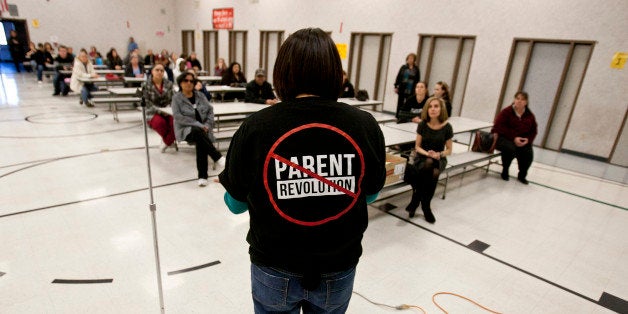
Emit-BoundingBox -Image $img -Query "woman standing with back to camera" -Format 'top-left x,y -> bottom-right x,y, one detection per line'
219,28 -> 386,313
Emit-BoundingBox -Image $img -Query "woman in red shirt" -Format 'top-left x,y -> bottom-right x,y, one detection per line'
491,91 -> 538,184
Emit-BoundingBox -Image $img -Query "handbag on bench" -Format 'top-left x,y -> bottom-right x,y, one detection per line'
471,131 -> 498,153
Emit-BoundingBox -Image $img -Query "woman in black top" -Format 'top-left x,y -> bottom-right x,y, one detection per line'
106,48 -> 124,70
341,70 -> 355,98
404,96 -> 453,222
394,53 -> 420,118
220,62 -> 246,100
219,28 -> 386,313
398,81 -> 429,123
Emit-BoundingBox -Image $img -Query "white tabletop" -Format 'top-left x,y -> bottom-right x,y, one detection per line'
158,102 -> 267,117
124,77 -> 146,83
212,102 -> 268,116
379,125 -> 417,147
95,69 -> 124,74
360,109 -> 397,124
108,87 -> 140,95
385,116 -> 492,135
339,98 -> 383,108
198,76 -> 222,82
77,77 -> 107,83
205,85 -> 246,92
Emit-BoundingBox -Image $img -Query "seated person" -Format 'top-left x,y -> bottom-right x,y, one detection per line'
172,72 -> 225,187
245,68 -> 278,105
70,50 -> 99,106
432,81 -> 452,117
403,97 -> 452,223
144,49 -> 155,66
340,70 -> 355,98
398,81 -> 429,123
142,63 -> 176,153
32,43 -> 53,83
220,62 -> 246,101
124,54 -> 145,87
186,69 -> 212,101
492,91 -> 537,184
214,58 -> 227,77
187,52 -> 202,72
106,48 -> 124,70
52,45 -> 74,96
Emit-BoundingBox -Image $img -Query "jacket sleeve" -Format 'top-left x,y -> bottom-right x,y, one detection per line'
394,65 -> 404,88
219,122 -> 252,201
491,107 -> 513,141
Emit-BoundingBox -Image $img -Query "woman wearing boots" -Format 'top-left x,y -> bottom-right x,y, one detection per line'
404,97 -> 452,223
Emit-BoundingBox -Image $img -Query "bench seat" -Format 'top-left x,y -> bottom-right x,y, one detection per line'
90,97 -> 141,122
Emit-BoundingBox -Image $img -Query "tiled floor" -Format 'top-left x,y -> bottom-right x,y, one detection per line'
1,64 -> 627,313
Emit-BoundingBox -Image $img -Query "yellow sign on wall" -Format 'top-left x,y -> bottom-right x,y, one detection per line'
32,19 -> 40,28
611,52 -> 627,69
336,43 -> 347,60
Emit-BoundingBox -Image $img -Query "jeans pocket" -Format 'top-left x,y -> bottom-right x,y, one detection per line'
325,268 -> 356,308
251,265 -> 289,308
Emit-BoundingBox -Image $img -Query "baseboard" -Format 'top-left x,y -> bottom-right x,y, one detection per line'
560,148 -> 608,162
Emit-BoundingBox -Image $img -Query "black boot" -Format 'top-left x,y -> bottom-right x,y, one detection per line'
421,204 -> 436,223
421,193 -> 436,223
405,190 -> 420,218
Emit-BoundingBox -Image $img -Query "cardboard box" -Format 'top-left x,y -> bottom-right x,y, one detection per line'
385,154 -> 407,186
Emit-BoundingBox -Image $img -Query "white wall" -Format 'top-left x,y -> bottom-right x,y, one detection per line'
9,0 -> 178,58
8,0 -> 628,163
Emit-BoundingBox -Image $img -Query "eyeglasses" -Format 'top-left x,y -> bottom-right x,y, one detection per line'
182,79 -> 196,83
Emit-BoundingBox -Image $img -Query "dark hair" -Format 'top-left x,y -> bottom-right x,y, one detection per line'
436,81 -> 451,103
223,62 -> 243,81
420,96 -> 449,123
273,28 -> 343,101
514,91 -> 529,102
176,72 -> 197,90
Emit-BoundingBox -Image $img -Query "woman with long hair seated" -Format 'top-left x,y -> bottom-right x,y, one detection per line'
141,63 -> 175,153
404,96 -> 453,222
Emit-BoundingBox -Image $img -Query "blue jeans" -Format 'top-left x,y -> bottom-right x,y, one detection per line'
251,264 -> 356,314
81,83 -> 98,103
36,64 -> 44,81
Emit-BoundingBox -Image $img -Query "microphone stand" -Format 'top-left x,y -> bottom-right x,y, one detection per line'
140,95 -> 166,313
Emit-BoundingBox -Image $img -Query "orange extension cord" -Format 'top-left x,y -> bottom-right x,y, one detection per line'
353,291 -> 502,314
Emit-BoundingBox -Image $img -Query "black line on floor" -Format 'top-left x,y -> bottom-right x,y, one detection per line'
0,147 -> 147,179
382,209 -> 607,311
0,123 -> 141,138
490,169 -> 626,211
598,292 -> 628,314
531,181 -> 627,211
25,112 -> 98,124
379,203 -> 397,211
52,278 -> 113,284
167,260 -> 221,276
0,177 -> 201,219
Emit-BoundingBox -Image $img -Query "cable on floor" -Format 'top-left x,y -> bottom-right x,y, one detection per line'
353,290 -> 502,313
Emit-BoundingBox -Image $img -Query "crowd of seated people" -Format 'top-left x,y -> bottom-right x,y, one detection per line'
23,40 -> 254,103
